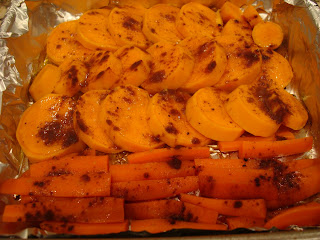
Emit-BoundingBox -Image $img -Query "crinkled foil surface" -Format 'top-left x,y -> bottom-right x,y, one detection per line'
0,0 -> 320,238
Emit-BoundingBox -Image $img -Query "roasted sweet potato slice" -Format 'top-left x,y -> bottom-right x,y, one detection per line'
219,1 -> 243,24
243,5 -> 263,28
46,20 -> 93,65
215,20 -> 262,91
142,4 -> 182,43
53,59 -> 88,96
83,51 -> 123,92
74,90 -> 122,153
76,9 -> 118,51
99,85 -> 163,152
147,90 -> 210,147
225,83 -> 282,137
176,2 -> 221,38
186,87 -> 244,141
179,37 -> 227,92
113,45 -> 152,87
261,49 -> 293,88
252,21 -> 284,49
141,41 -> 194,93
29,64 -> 61,101
16,94 -> 85,163
108,6 -> 149,49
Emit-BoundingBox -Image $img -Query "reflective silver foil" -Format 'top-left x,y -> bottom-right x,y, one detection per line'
0,0 -> 320,238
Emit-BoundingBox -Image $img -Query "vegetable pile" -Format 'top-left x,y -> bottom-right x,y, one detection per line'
1,0 -> 320,235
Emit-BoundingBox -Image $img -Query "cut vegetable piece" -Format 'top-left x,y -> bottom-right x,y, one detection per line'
29,64 -> 61,101
264,202 -> 320,229
53,59 -> 88,96
176,2 -> 221,38
218,136 -> 276,152
16,94 -> 85,163
215,22 -> 262,91
99,85 -> 163,152
219,1 -> 242,24
179,38 -> 227,93
83,51 -> 123,92
243,5 -> 263,28
180,194 -> 266,218
40,221 -> 129,235
76,9 -> 118,51
111,176 -> 199,201
141,41 -> 194,93
125,199 -> 183,220
182,202 -> 219,224
110,161 -> 195,182
261,49 -> 293,88
29,155 -> 109,177
131,219 -> 227,233
142,4 -> 182,43
0,172 -> 111,197
277,89 -> 308,130
225,84 -> 282,137
2,197 -> 123,223
46,20 -> 93,65
226,216 -> 265,230
108,6 -> 149,49
186,87 -> 244,141
199,164 -> 320,209
238,137 -> 313,159
127,147 -> 210,164
74,90 -> 121,153
147,90 -> 210,147
113,45 -> 152,87
252,21 -> 284,49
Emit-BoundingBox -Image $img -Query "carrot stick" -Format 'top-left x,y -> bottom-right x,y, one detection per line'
0,172 -> 111,197
40,220 -> 129,235
180,194 -> 267,219
2,197 -> 123,223
198,164 -> 320,209
238,137 -> 313,159
130,218 -> 227,233
127,147 -> 210,164
29,156 -> 109,177
182,202 -> 218,224
125,199 -> 183,220
218,136 -> 276,152
110,161 -> 195,182
111,176 -> 199,201
226,216 -> 265,230
266,164 -> 320,209
264,202 -> 320,229
195,158 -> 319,172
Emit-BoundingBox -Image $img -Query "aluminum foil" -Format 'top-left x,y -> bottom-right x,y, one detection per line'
0,0 -> 320,238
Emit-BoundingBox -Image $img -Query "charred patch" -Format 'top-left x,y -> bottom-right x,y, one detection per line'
167,157 -> 182,169
205,61 -> 216,73
233,200 -> 243,208
80,174 -> 91,182
164,14 -> 175,22
150,134 -> 161,143
149,70 -> 166,83
165,122 -> 179,135
191,138 -> 200,145
122,17 -> 140,31
197,42 -> 215,59
143,172 -> 150,179
123,97 -> 133,104
37,121 -> 62,145
75,111 -> 88,133
96,71 -> 105,79
169,109 -> 180,116
62,130 -> 78,148
239,50 -> 260,68
47,169 -> 71,177
130,60 -> 142,70
65,65 -> 79,87
106,119 -> 113,125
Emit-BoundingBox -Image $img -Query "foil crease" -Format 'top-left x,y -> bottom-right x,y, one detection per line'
0,0 -> 28,38
0,0 -> 320,238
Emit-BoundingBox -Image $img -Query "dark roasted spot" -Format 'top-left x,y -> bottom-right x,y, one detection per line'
165,122 -> 179,135
233,200 -> 243,208
56,44 -> 61,49
149,70 -> 166,83
130,60 -> 142,70
80,174 -> 91,182
65,65 -> 79,87
192,138 -> 200,144
106,119 -> 113,125
164,14 -> 175,22
113,126 -> 120,131
205,61 -> 216,73
123,97 -> 133,104
167,157 -> 182,169
96,71 -> 105,79
75,111 -> 88,133
122,17 -> 139,31
169,109 -> 180,116
143,172 -> 150,179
